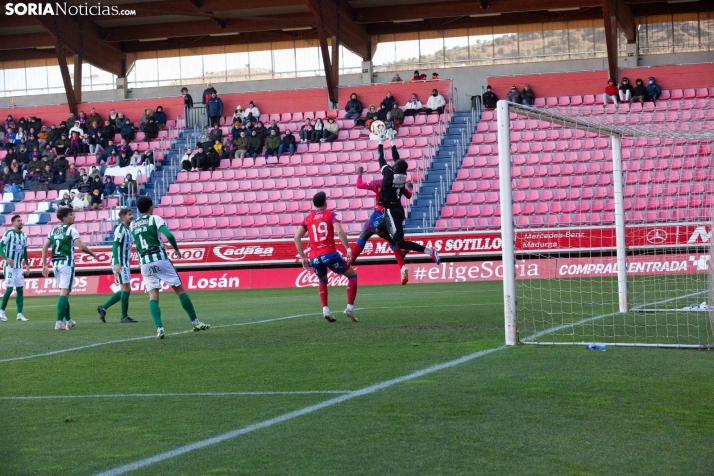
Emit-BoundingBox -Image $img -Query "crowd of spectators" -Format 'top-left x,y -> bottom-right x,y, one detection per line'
0,103 -> 163,207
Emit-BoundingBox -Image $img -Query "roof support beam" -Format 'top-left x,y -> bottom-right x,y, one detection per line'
50,18 -> 77,115
613,0 -> 636,43
304,0 -> 370,60
601,0 -> 619,82
73,23 -> 83,105
36,16 -> 124,77
315,0 -> 341,105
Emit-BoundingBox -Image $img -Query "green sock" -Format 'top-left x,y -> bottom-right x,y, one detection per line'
102,291 -> 121,311
179,293 -> 197,322
16,287 -> 23,313
120,291 -> 130,319
56,296 -> 68,322
1,287 -> 12,311
149,300 -> 163,328
65,301 -> 71,321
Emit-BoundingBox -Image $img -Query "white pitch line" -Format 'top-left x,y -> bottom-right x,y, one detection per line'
94,289 -> 705,476
94,346 -> 505,476
0,303 -> 482,364
0,391 -> 351,401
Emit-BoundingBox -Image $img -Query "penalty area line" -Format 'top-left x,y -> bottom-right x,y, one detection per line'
94,346 -> 506,476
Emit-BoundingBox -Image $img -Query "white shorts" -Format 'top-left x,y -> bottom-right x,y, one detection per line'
141,260 -> 181,291
114,266 -> 131,285
53,263 -> 75,290
4,265 -> 25,288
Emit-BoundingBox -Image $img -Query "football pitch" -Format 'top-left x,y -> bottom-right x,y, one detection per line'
1,281 -> 713,475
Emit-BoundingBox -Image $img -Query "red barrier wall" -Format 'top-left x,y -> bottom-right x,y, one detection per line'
214,88 -> 328,116
339,79 -> 453,109
487,63 -> 714,99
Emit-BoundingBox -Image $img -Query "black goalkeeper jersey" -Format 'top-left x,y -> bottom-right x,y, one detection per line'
378,152 -> 407,209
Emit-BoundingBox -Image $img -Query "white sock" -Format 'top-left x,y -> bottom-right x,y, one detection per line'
423,247 -> 432,256
323,306 -> 331,315
192,319 -> 199,325
378,137 -> 384,145
158,326 -> 164,332
346,304 -> 354,312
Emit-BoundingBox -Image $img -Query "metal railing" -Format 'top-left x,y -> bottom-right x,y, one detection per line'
185,105 -> 208,129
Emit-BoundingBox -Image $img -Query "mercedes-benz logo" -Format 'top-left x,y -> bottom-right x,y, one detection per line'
646,229 -> 667,244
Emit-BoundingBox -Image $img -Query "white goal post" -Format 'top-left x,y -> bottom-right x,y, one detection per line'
497,99 -> 714,348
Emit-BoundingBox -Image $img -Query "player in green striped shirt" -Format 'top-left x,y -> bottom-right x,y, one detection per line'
0,215 -> 30,322
97,208 -> 138,324
130,196 -> 209,339
41,207 -> 98,331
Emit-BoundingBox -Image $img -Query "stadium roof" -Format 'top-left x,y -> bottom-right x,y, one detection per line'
0,0 -> 711,108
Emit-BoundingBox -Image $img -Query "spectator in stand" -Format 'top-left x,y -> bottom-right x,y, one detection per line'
264,129 -> 281,162
254,121 -> 268,144
87,108 -> 102,127
39,152 -> 53,172
47,124 -> 61,146
209,124 -> 223,143
129,150 -> 143,166
245,101 -> 260,121
68,132 -> 82,158
108,109 -> 118,126
4,115 -> 15,131
383,112 -> 397,140
383,91 -> 397,111
431,72 -> 439,80
377,103 -> 389,121
27,168 -> 45,191
206,92 -> 224,127
120,174 -> 138,206
101,120 -> 115,140
425,89 -> 446,114
277,129 -> 296,162
118,150 -> 132,168
311,118 -> 324,143
482,85 -> 498,109
89,189 -> 102,210
247,130 -> 262,159
206,144 -> 221,171
69,120 -> 83,137
102,176 -> 116,201
139,108 -> 152,132
646,77 -> 662,105
53,153 -> 69,175
390,102 -> 404,126
404,94 -> 423,117
144,118 -> 159,143
40,164 -> 54,188
50,168 -> 67,191
200,133 -> 213,153
233,131 -> 249,162
72,191 -> 87,210
67,163 -> 80,188
77,111 -> 88,130
4,128 -> 16,149
90,175 -> 103,194
604,78 -> 619,106
120,119 -> 135,142
232,106 -> 244,125
80,132 -> 92,155
362,104 -> 378,129
115,112 -> 130,131
202,82 -> 217,105
181,87 -> 194,109
521,84 -> 534,106
212,139 -> 226,159
143,149 -> 154,167
631,78 -> 647,105
391,73 -> 403,83
88,165 -> 100,180
321,117 -> 339,142
37,126 -> 48,146
507,86 -> 522,104
7,163 -> 22,187
90,131 -> 106,156
267,119 -> 281,136
299,118 -> 313,142
410,70 -> 421,82
344,93 -> 363,122
181,147 -> 196,172
231,120 -> 243,140
619,77 -> 633,103
26,155 -> 42,175
191,145 -> 205,171
153,106 -> 167,129
66,112 -> 76,127
119,138 -> 133,156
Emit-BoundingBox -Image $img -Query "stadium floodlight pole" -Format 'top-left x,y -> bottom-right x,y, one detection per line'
611,134 -> 628,313
497,100 -> 517,346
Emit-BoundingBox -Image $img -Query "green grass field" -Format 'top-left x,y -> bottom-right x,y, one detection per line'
1,281 -> 713,475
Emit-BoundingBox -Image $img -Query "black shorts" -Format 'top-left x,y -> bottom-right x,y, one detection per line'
377,206 -> 406,244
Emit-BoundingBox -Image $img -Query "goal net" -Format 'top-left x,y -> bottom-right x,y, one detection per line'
497,100 -> 714,348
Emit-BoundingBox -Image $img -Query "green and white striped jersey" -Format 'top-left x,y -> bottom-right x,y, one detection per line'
2,229 -> 27,267
130,214 -> 170,265
111,224 -> 134,267
47,225 -> 80,267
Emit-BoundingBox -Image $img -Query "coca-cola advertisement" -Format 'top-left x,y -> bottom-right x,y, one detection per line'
19,224 -> 711,272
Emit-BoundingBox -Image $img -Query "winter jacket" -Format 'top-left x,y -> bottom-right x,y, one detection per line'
247,135 -> 262,151
482,91 -> 498,108
521,88 -> 534,102
390,108 -> 404,122
40,169 -> 54,184
87,113 -> 103,127
605,81 -> 618,96
37,130 -> 48,142
101,125 -> 115,139
382,96 -> 397,111
405,101 -> 422,111
118,154 -> 131,168
233,136 -> 249,151
646,80 -> 662,99
426,94 -> 446,110
324,121 -> 339,134
48,127 -> 62,144
265,135 -> 281,150
152,108 -> 167,125
209,127 -> 223,142
619,80 -> 634,96
202,87 -> 217,105
27,159 -> 43,174
506,89 -> 521,103
52,172 -> 66,185
267,125 -> 281,136
144,122 -> 159,140
53,156 -> 69,173
115,116 -> 131,130
102,181 -> 116,197
376,108 -> 389,121
8,170 -> 22,185
281,134 -> 296,147
345,98 -> 363,115
183,94 -> 194,109
206,97 -> 224,118
77,178 -> 92,194
120,123 -> 135,140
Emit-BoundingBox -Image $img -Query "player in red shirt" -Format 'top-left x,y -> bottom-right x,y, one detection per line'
350,166 -> 413,285
294,191 -> 359,323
